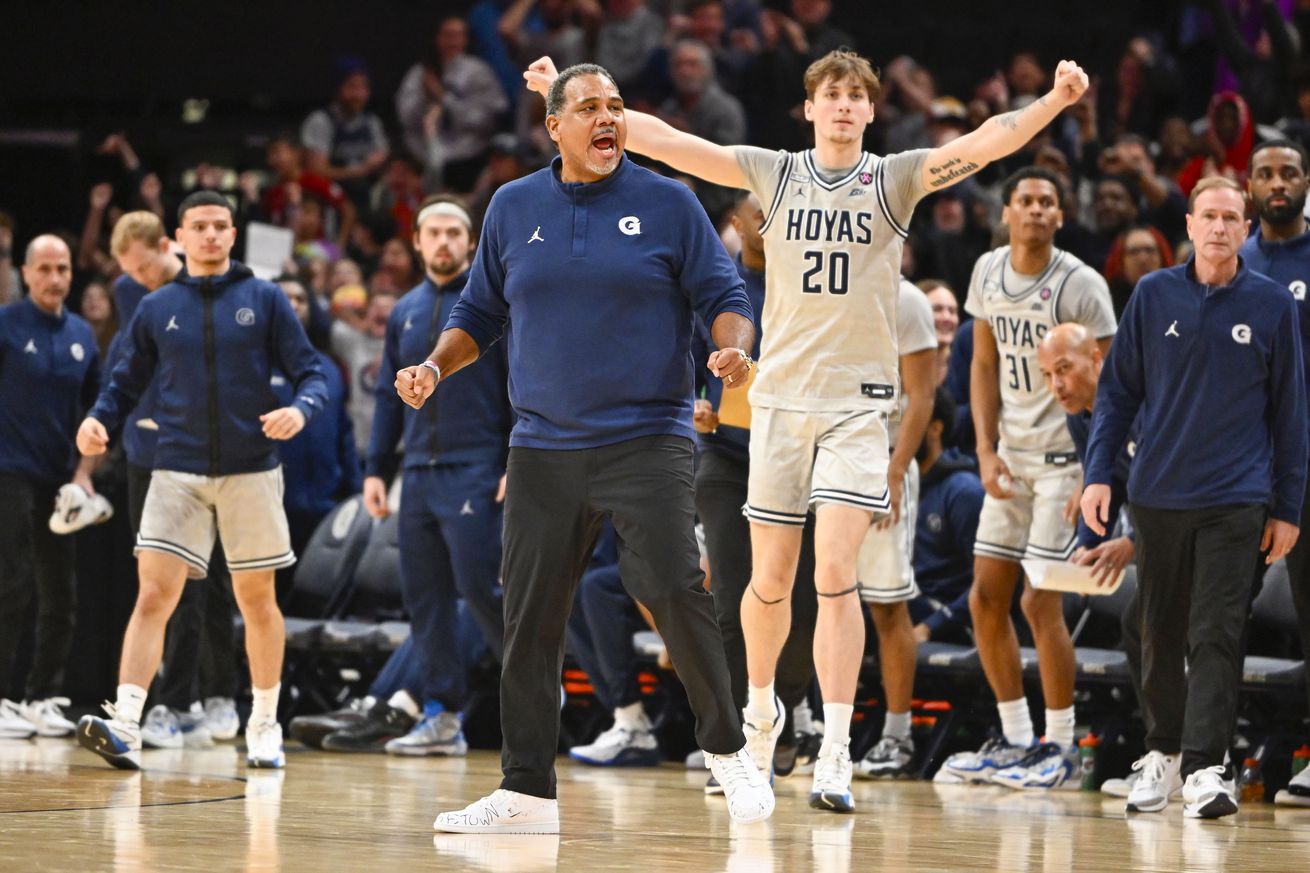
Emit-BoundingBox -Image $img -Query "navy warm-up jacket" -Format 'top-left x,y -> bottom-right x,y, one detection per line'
90,261 -> 328,477
1085,259 -> 1307,523
447,155 -> 754,450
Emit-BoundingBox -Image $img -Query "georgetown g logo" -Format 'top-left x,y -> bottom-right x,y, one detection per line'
1232,324 -> 1252,344
236,307 -> 256,326
618,216 -> 642,236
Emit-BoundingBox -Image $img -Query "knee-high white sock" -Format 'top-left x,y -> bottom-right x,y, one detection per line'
1045,706 -> 1076,749
114,684 -> 148,725
820,703 -> 854,754
251,684 -> 282,725
997,698 -> 1034,747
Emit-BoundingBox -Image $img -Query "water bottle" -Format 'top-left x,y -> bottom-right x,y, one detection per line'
1239,756 -> 1265,803
1078,734 -> 1100,791
1291,745 -> 1310,778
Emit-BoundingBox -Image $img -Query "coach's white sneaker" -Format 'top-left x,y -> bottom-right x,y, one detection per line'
1182,765 -> 1238,819
21,697 -> 75,737
1126,751 -> 1182,813
433,789 -> 560,834
705,747 -> 775,824
246,718 -> 285,769
741,696 -> 784,781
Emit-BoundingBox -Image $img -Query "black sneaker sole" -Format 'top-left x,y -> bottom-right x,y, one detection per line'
809,791 -> 855,813
78,718 -> 140,771
1187,794 -> 1238,819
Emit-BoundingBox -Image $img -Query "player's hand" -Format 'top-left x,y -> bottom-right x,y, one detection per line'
363,476 -> 390,518
495,474 -> 507,504
260,406 -> 306,440
880,461 -> 907,528
978,451 -> 1014,499
396,364 -> 437,409
913,623 -> 931,644
708,347 -> 751,388
1063,487 -> 1082,524
1051,60 -> 1090,107
77,417 -> 110,457
1075,536 -> 1134,587
1080,483 -> 1112,536
693,398 -> 719,434
524,56 -> 559,98
1261,519 -> 1299,565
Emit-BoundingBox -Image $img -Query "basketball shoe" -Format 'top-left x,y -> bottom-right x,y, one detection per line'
991,741 -> 1079,790
386,711 -> 469,757
568,720 -> 660,767
741,695 -> 784,781
289,696 -> 375,749
246,718 -> 285,768
433,790 -> 560,834
1182,765 -> 1238,819
201,697 -> 240,741
0,699 -> 37,739
77,703 -> 142,769
1275,765 -> 1310,806
856,735 -> 915,779
810,742 -> 855,812
321,701 -> 415,752
1125,751 -> 1182,813
21,697 -> 75,737
935,736 -> 1032,783
705,747 -> 775,823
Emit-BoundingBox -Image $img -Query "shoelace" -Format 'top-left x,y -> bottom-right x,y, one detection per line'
715,752 -> 759,786
1132,752 -> 1168,786
101,700 -> 126,721
1192,764 -> 1228,789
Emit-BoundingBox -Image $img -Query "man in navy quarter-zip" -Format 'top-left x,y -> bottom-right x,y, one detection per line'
327,194 -> 511,758
398,63 -> 773,832
74,191 -> 328,772
0,235 -> 100,740
1240,138 -> 1310,807
1084,176 -> 1307,820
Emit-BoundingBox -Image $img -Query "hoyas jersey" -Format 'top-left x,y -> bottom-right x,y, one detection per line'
965,246 -> 1116,455
736,146 -> 929,412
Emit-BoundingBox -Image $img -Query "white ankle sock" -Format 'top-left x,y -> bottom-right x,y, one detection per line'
883,710 -> 912,742
793,699 -> 815,735
745,682 -> 777,723
114,684 -> 148,725
387,689 -> 419,719
251,684 -> 282,724
820,703 -> 853,754
997,698 -> 1034,747
614,701 -> 647,730
1045,706 -> 1076,749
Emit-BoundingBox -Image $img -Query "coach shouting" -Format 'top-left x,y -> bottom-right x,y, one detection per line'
397,62 -> 773,833
1083,177 -> 1307,819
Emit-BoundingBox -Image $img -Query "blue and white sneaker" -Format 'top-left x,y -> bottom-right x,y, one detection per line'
77,704 -> 142,770
246,718 -> 285,769
387,711 -> 470,757
568,721 -> 660,767
935,736 -> 1032,784
991,741 -> 1079,790
809,742 -> 855,813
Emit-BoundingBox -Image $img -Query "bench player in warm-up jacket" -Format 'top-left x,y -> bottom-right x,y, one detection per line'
524,49 -> 1090,812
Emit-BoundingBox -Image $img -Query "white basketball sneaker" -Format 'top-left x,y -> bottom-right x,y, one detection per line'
1125,751 -> 1182,813
433,789 -> 560,834
741,696 -> 784,781
246,718 -> 285,769
705,747 -> 775,823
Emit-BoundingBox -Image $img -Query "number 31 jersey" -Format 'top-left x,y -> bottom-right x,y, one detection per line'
964,245 -> 1116,456
735,146 -> 930,412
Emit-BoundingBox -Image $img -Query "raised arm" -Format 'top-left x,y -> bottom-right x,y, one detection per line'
523,56 -> 745,188
919,60 -> 1089,193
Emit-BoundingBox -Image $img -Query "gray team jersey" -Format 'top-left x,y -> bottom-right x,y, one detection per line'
964,246 -> 1116,456
735,146 -> 930,412
889,278 -> 938,448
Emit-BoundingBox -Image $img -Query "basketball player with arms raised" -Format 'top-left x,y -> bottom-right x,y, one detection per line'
526,49 -> 1089,813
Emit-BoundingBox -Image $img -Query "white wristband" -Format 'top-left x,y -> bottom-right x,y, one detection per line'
420,360 -> 441,384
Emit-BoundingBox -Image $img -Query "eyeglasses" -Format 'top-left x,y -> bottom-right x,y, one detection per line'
1124,245 -> 1160,257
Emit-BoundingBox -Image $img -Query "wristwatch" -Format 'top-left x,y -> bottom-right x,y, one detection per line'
737,349 -> 754,372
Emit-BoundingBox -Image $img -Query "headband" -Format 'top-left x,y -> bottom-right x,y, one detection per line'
416,201 -> 473,232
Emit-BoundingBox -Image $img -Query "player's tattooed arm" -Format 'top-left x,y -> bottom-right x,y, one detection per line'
918,63 -> 1086,192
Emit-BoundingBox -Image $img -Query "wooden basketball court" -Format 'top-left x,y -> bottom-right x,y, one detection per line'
1,738 -> 1307,872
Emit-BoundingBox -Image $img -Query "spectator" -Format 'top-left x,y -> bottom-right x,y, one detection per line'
301,58 -> 391,211
329,258 -> 364,295
78,182 -> 119,276
1204,0 -> 1303,125
0,236 -> 100,737
79,278 -> 117,360
908,387 -> 983,644
913,187 -> 991,300
291,198 -> 342,264
919,279 -> 958,387
396,16 -> 509,193
0,212 -> 19,305
1156,116 -> 1197,182
881,56 -> 939,154
676,0 -> 755,96
332,291 -> 395,454
1100,134 -> 1188,245
1098,36 -> 1181,140
377,237 -> 420,291
257,133 -> 356,253
1103,225 -> 1174,316
500,0 -> 587,71
1088,175 -> 1142,273
272,276 -> 362,589
1177,90 -> 1255,196
592,0 -> 667,91
659,40 -> 747,146
370,157 -> 426,240
1006,52 -> 1048,108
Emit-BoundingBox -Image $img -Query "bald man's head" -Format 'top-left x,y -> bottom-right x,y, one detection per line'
21,234 -> 73,316
1037,322 -> 1103,414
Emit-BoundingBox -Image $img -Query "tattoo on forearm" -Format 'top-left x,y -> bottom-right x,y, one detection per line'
927,157 -> 981,188
995,108 -> 1023,131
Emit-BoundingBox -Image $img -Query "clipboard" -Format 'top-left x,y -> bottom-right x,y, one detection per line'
1022,558 -> 1125,595
716,365 -> 756,429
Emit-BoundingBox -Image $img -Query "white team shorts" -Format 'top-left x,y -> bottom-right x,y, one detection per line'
745,406 -> 891,526
136,467 -> 295,579
973,450 -> 1081,563
857,460 -> 919,604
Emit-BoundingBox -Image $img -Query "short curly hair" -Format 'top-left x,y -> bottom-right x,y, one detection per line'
546,63 -> 618,117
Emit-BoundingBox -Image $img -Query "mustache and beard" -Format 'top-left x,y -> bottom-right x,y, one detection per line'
1260,191 -> 1308,226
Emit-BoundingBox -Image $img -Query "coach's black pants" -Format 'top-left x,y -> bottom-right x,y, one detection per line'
0,474 -> 76,699
694,448 -> 818,713
127,465 -> 236,708
1131,502 -> 1265,778
499,436 -> 744,799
